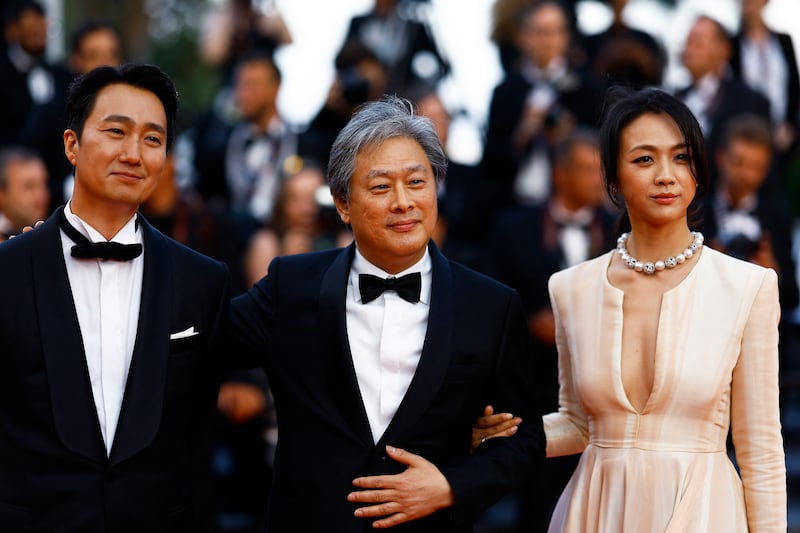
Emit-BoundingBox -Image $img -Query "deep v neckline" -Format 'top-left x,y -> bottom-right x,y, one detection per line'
602,248 -> 705,414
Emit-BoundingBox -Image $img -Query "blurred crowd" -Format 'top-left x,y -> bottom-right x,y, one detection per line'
1,0 -> 799,531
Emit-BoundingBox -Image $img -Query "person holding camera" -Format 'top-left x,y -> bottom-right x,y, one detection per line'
699,113 -> 799,312
338,0 -> 450,97
480,1 -> 605,216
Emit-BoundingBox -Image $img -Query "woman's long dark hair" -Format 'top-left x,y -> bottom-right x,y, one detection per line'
598,85 -> 709,233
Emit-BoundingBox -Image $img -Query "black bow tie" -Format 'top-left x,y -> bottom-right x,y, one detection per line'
59,209 -> 143,261
359,273 -> 421,304
554,215 -> 591,230
557,221 -> 589,231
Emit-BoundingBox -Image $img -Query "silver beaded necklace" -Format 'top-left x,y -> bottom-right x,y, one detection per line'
616,232 -> 704,275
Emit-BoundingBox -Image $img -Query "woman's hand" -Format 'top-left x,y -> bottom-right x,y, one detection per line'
471,405 -> 522,452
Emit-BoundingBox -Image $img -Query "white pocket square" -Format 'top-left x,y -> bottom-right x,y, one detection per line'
170,326 -> 199,340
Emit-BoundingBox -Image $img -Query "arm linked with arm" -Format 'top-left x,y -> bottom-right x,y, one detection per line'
225,258 -> 279,370
438,290 -> 546,526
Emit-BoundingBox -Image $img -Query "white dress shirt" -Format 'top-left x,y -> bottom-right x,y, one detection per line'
714,190 -> 762,244
741,35 -> 788,125
60,202 -> 144,455
683,73 -> 721,135
0,213 -> 15,237
513,58 -> 571,205
346,248 -> 432,443
550,201 -> 594,268
7,43 -> 55,104
225,116 -> 297,223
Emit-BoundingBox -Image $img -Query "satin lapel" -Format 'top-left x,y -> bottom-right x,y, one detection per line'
319,244 -> 374,446
35,207 -> 106,462
109,217 -> 171,465
379,241 -> 454,447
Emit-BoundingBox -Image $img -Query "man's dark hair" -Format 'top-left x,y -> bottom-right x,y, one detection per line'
0,145 -> 42,189
65,63 -> 179,152
234,47 -> 282,84
4,0 -> 45,26
696,14 -> 732,48
719,113 -> 773,153
70,18 -> 122,57
551,127 -> 600,168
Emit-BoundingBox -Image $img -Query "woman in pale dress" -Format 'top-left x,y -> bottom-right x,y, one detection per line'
474,86 -> 786,531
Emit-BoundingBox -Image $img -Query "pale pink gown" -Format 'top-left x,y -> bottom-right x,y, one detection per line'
544,247 -> 786,532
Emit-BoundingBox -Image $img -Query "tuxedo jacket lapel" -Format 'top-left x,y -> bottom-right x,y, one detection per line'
319,244 -> 374,447
110,216 -> 171,465
35,207 -> 106,463
379,242 -> 454,447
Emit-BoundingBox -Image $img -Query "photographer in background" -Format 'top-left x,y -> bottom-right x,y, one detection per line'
700,113 -> 799,315
337,0 -> 449,96
480,0 -> 605,216
297,41 -> 388,171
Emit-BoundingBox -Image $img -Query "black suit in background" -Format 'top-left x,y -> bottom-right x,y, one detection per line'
0,207 -> 231,532
480,68 -> 606,215
340,9 -> 449,96
581,24 -> 666,88
21,70 -> 77,209
297,104 -> 350,171
488,203 -> 617,532
0,50 -> 35,148
0,43 -> 72,209
730,30 -> 800,187
489,203 -> 618,345
676,78 -> 771,188
229,241 -> 545,532
0,47 -> 71,150
730,30 -> 800,136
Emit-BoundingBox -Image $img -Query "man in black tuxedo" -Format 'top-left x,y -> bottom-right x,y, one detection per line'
0,64 -> 230,532
676,15 -> 771,187
0,0 -> 71,148
229,95 -> 545,531
731,0 -> 800,158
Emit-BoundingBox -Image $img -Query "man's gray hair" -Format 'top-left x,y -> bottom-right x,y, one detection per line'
327,95 -> 447,202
